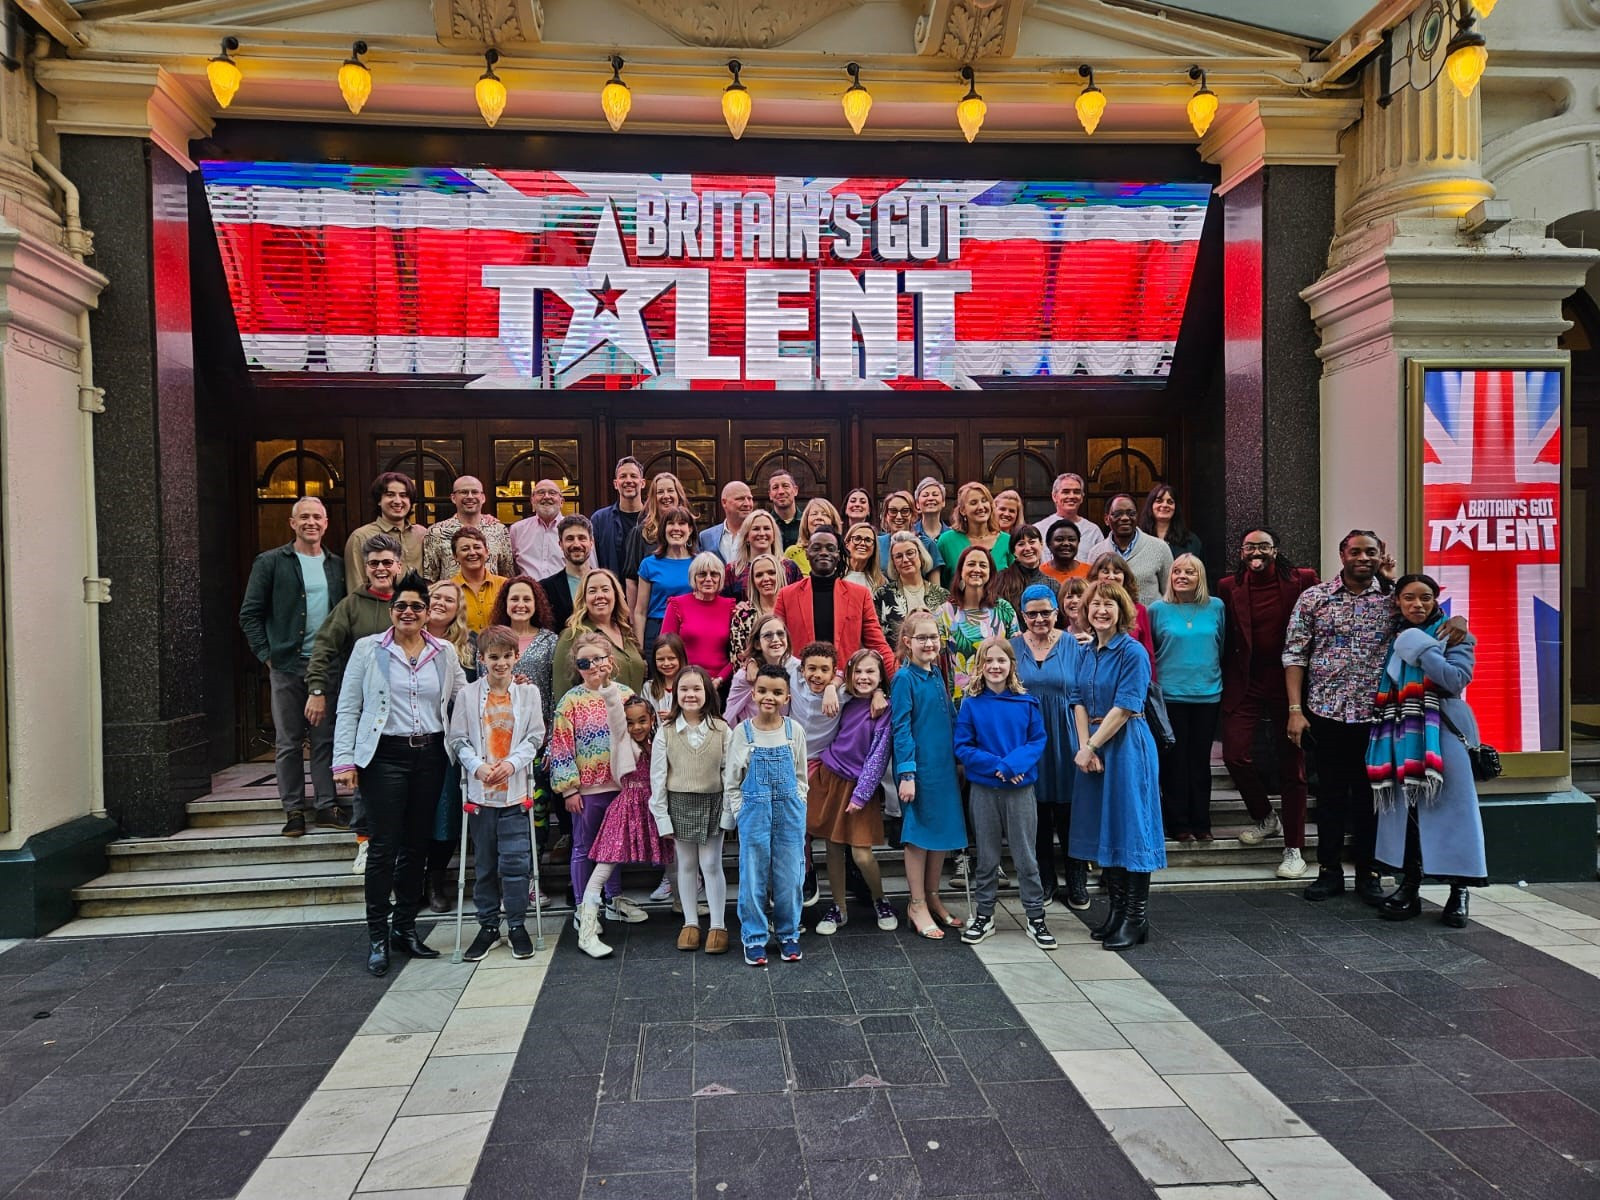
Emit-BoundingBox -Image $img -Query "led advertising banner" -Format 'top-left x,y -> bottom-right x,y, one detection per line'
1411,363 -> 1566,762
200,163 -> 1210,389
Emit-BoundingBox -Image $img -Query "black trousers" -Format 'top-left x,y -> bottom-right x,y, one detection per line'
1161,701 -> 1220,837
362,735 -> 448,937
1307,714 -> 1377,873
1036,802 -> 1071,888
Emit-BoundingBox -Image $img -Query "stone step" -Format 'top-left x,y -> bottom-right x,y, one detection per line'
106,826 -> 356,870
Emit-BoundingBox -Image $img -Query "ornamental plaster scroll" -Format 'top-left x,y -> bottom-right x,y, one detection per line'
914,0 -> 1027,60
1563,0 -> 1600,28
433,0 -> 543,48
616,0 -> 862,48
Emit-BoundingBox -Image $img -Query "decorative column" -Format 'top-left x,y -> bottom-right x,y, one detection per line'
1200,97 -> 1362,567
37,63 -> 215,836
1302,67 -> 1597,881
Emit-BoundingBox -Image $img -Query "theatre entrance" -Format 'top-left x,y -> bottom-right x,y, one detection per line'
235,400 -> 1188,762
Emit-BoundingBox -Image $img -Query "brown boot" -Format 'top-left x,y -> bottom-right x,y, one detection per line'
427,870 -> 453,915
703,928 -> 729,955
677,924 -> 702,951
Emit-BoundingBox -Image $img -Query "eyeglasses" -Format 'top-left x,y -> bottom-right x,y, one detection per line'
1242,541 -> 1275,552
885,506 -> 912,516
760,631 -> 788,640
390,600 -> 427,613
910,633 -> 941,643
575,654 -> 611,670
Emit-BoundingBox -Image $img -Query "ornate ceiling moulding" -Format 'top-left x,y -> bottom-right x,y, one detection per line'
433,0 -> 543,49
615,0 -> 862,48
915,0 -> 1027,59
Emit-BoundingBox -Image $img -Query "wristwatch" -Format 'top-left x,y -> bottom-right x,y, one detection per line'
310,688 -> 325,697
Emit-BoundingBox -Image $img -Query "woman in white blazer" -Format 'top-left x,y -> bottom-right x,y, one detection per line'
334,571 -> 467,976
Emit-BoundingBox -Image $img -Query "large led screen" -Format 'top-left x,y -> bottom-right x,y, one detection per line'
1417,366 -> 1564,755
200,162 -> 1211,389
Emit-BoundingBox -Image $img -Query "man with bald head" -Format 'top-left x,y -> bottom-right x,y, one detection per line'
423,474 -> 514,581
239,495 -> 348,836
511,477 -> 594,579
700,479 -> 755,561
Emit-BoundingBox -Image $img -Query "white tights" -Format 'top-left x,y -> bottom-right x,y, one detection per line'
674,833 -> 727,930
581,862 -> 615,908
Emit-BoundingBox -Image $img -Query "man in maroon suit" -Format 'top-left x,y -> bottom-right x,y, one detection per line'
1216,528 -> 1318,880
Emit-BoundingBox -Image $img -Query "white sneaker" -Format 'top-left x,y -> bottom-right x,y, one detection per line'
649,874 -> 674,903
1237,811 -> 1282,846
351,841 -> 368,874
1276,848 -> 1308,879
606,896 -> 649,924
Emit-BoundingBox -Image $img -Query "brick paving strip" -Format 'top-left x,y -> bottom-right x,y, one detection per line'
0,924 -> 403,1199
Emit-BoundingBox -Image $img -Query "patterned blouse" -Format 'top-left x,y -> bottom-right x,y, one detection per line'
548,682 -> 635,797
874,580 -> 950,652
728,600 -> 779,666
935,599 -> 1019,704
512,628 -> 559,732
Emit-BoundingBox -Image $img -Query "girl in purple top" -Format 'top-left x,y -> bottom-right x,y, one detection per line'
806,648 -> 899,935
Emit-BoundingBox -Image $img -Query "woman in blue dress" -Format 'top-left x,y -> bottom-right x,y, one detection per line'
1366,573 -> 1487,928
1070,579 -> 1165,951
1011,584 -> 1088,910
892,608 -> 967,938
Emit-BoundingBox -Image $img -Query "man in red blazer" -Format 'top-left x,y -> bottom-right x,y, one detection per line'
1215,528 -> 1318,880
773,527 -> 896,679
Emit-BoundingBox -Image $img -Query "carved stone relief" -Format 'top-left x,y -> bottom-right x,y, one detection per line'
433,0 -> 544,48
913,0 -> 1026,60
615,0 -> 861,48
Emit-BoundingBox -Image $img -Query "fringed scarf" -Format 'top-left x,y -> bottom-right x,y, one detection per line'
1365,614 -> 1446,812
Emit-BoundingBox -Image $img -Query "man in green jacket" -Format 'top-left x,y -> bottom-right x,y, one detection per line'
239,497 -> 347,837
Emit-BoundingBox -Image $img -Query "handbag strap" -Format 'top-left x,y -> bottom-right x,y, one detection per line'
1437,707 -> 1478,751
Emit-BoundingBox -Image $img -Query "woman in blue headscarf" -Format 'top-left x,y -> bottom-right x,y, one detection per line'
1011,583 -> 1088,910
1366,573 -> 1487,928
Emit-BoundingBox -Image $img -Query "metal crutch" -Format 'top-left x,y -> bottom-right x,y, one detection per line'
451,772 -> 472,964
957,850 -> 975,926
528,797 -> 546,953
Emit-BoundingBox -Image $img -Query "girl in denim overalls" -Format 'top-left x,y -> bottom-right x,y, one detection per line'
723,664 -> 810,966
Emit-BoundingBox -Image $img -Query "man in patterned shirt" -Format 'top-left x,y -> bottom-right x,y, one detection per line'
1283,530 -> 1465,904
423,476 -> 514,581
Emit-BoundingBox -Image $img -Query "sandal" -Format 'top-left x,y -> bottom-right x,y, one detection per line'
928,903 -> 964,930
907,900 -> 944,940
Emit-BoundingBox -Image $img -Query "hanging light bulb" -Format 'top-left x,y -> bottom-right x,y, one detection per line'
1074,64 -> 1106,135
842,61 -> 872,135
1186,65 -> 1218,138
956,65 -> 986,143
1469,0 -> 1495,15
1444,9 -> 1488,99
601,54 -> 631,131
207,36 -> 242,109
722,59 -> 751,139
338,40 -> 372,115
476,49 -> 507,128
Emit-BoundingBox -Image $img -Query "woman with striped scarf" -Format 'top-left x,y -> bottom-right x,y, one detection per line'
1364,574 -> 1487,928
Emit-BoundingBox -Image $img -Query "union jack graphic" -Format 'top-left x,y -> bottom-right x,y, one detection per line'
198,162 -> 1211,388
1421,368 -> 1563,753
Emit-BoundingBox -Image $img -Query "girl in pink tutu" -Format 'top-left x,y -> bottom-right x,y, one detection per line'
577,696 -> 674,958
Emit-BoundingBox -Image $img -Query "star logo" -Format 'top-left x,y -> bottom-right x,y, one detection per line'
1443,504 -> 1475,550
502,199 -> 678,380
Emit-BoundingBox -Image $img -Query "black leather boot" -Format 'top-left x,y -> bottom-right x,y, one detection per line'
1440,885 -> 1471,928
1104,872 -> 1151,951
1091,868 -> 1126,941
367,934 -> 390,977
1355,867 -> 1386,908
1303,866 -> 1345,901
1065,860 -> 1090,911
1378,868 -> 1423,921
390,927 -> 441,958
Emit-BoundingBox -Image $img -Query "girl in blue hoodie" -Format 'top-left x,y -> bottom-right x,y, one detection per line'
953,637 -> 1055,950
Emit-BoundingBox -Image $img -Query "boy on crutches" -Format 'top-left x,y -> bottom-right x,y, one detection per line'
446,625 -> 546,961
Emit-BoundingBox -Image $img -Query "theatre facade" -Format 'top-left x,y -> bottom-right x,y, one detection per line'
0,0 -> 1595,931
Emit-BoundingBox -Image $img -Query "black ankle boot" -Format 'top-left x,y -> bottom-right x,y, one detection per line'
1379,872 -> 1423,921
367,935 -> 390,977
1303,867 -> 1345,901
1065,860 -> 1090,911
390,927 -> 440,958
427,870 -> 453,915
1440,885 -> 1470,928
1091,869 -> 1126,941
1105,873 -> 1150,951
1355,868 -> 1386,907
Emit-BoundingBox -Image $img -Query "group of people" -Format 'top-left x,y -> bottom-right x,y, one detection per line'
240,460 -> 1490,975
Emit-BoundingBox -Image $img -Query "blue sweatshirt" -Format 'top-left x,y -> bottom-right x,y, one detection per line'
952,687 -> 1047,789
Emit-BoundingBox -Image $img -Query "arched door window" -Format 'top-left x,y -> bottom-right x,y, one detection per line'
982,436 -> 1063,524
373,437 -> 463,526
493,437 -> 583,524
629,436 -> 719,529
873,436 -> 957,508
743,436 -> 829,501
254,438 -> 346,554
1085,436 -> 1166,528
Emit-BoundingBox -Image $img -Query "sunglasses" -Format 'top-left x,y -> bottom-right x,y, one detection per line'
575,654 -> 611,671
390,600 -> 427,613
1023,609 -> 1056,620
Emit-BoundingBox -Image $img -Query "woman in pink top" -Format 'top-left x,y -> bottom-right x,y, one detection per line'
663,552 -> 738,687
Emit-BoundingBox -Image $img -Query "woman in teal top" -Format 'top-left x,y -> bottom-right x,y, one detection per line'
937,481 -> 1012,578
1147,554 -> 1224,841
